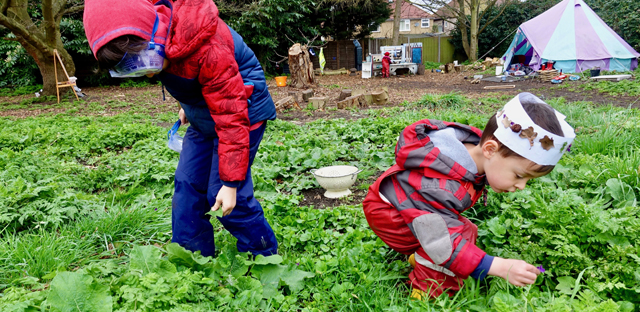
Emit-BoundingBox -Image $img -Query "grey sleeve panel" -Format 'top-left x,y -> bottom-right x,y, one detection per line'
412,213 -> 453,265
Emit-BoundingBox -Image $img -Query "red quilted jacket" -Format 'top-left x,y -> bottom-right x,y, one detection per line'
378,119 -> 488,278
84,0 -> 251,183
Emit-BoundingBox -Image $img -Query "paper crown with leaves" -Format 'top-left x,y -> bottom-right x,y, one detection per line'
494,93 -> 575,166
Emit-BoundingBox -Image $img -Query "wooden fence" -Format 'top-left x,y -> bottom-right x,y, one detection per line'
369,35 -> 465,64
308,35 -> 466,71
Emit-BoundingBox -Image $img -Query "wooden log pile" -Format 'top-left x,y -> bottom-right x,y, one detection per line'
274,96 -> 301,112
537,69 -> 558,82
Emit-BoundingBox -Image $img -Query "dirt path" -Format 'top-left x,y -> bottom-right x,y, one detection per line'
0,71 -> 636,121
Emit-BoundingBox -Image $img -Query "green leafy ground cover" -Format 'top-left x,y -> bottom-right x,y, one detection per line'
550,68 -> 640,97
0,94 -> 639,311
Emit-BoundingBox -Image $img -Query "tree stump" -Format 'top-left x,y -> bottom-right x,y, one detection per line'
337,94 -> 367,109
352,89 -> 373,106
301,89 -> 314,102
444,63 -> 455,73
288,43 -> 316,89
371,89 -> 389,105
275,96 -> 300,112
417,65 -> 426,75
338,89 -> 352,101
288,91 -> 300,102
309,96 -> 328,110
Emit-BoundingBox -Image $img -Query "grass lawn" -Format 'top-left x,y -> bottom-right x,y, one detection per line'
0,92 -> 639,311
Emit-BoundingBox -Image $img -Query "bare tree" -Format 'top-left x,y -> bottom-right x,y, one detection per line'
408,0 -> 509,61
392,0 -> 402,45
0,0 -> 83,96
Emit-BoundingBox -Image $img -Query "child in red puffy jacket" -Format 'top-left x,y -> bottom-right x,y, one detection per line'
382,52 -> 391,78
83,0 -> 278,258
363,92 -> 575,299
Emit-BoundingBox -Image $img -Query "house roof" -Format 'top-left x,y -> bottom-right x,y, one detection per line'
431,1 -> 457,19
387,1 -> 431,20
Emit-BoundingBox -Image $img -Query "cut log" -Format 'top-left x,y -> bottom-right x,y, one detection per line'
417,65 -> 425,75
337,94 -> 367,109
338,89 -> 352,101
371,89 -> 389,105
274,96 -> 300,112
301,89 -> 314,102
309,96 -> 328,110
288,43 -> 316,89
288,91 -> 300,102
444,63 -> 454,73
351,89 -> 373,105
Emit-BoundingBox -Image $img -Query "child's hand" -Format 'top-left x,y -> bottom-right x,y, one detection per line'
179,108 -> 189,125
488,257 -> 540,286
211,186 -> 237,217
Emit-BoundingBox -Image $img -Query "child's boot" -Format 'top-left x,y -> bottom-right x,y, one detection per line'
408,254 -> 416,268
410,288 -> 426,300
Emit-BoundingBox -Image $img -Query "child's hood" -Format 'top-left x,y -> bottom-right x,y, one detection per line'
164,0 -> 221,61
394,119 -> 485,183
84,0 -> 172,59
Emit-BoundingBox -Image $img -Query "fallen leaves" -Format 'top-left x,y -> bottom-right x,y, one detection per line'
519,126 -> 538,147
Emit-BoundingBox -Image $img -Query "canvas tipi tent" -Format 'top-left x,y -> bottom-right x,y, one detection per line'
502,0 -> 639,73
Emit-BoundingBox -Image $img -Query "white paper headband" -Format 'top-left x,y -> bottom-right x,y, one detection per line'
494,93 -> 575,166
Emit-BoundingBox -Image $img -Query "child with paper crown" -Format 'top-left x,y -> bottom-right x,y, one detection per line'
83,0 -> 278,258
363,92 -> 575,299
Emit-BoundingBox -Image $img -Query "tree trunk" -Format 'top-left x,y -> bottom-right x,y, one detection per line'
392,0 -> 402,45
468,0 -> 479,62
288,43 -> 316,89
1,0 -> 81,96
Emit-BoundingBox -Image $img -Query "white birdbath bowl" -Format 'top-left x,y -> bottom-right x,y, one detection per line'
310,165 -> 362,198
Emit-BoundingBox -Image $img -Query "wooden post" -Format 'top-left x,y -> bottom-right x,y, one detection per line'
437,35 -> 441,63
336,40 -> 340,69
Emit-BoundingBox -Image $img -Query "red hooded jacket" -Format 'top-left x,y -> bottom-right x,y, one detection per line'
84,0 -> 252,184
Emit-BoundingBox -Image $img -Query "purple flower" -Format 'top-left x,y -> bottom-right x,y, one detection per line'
566,144 -> 572,152
537,265 -> 546,273
155,208 -> 158,211
296,262 -> 300,266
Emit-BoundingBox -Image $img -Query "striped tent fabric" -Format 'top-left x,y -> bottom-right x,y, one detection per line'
501,0 -> 640,73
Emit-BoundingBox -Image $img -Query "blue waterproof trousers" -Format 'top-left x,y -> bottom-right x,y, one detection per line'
171,122 -> 278,257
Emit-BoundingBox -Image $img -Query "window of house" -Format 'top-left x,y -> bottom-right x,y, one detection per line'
444,21 -> 448,27
399,19 -> 410,31
372,24 -> 381,32
421,18 -> 430,28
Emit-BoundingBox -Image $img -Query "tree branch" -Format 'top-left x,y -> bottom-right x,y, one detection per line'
43,0 -> 56,47
284,33 -> 297,45
267,56 -> 288,64
477,0 -> 498,22
0,0 -> 9,15
478,0 -> 508,34
406,0 -> 467,28
0,13 -> 50,53
55,4 -> 84,21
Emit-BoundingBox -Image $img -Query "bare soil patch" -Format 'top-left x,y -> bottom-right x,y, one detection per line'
0,71 -> 636,121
